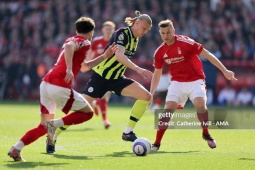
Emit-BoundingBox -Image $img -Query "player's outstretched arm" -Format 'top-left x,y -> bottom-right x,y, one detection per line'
115,46 -> 152,79
150,68 -> 162,104
80,43 -> 117,72
200,48 -> 237,81
64,41 -> 77,83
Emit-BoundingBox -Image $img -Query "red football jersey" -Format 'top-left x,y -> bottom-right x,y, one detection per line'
153,35 -> 205,82
43,35 -> 91,88
90,36 -> 109,58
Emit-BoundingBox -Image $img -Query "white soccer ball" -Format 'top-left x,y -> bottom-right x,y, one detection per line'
132,137 -> 151,156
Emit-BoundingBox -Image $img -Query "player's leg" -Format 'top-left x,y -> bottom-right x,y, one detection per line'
92,99 -> 100,116
152,100 -> 178,151
150,91 -> 166,111
8,81 -> 55,161
152,81 -> 184,151
98,91 -> 111,129
8,114 -> 53,161
45,86 -> 94,153
119,80 -> 151,142
48,72 -> 107,145
190,80 -> 216,149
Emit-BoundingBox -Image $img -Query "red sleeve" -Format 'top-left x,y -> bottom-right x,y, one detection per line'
179,35 -> 204,55
191,41 -> 203,55
153,44 -> 165,69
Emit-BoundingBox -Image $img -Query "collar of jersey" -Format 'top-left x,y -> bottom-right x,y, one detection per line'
127,26 -> 135,39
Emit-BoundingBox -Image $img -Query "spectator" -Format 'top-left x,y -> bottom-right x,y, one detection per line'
253,95 -> 255,107
236,87 -> 253,106
217,83 -> 236,106
0,0 -> 254,101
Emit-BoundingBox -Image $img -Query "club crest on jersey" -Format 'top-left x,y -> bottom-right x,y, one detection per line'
88,87 -> 94,93
178,47 -> 182,54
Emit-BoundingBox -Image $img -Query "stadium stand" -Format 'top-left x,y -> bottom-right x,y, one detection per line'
0,0 -> 254,106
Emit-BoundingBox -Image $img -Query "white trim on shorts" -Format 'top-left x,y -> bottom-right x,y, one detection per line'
40,81 -> 88,114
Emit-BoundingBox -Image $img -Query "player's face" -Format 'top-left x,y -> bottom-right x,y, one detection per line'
102,25 -> 115,38
159,26 -> 175,45
135,19 -> 151,38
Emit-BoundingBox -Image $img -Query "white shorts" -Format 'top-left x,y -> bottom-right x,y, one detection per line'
40,81 -> 88,114
166,79 -> 207,105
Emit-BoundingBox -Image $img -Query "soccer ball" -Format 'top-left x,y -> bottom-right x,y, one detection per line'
132,137 -> 151,156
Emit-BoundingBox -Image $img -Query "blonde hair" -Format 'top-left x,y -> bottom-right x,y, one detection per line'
103,21 -> 116,28
125,10 -> 152,27
158,19 -> 174,29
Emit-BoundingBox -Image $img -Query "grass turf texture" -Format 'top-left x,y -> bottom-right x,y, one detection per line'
1,103 -> 255,170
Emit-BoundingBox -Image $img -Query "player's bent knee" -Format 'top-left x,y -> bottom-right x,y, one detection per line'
143,92 -> 152,101
86,112 -> 94,120
80,112 -> 93,123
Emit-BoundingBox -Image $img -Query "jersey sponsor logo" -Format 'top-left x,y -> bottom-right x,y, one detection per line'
165,59 -> 171,64
165,56 -> 184,64
88,87 -> 94,93
124,50 -> 135,58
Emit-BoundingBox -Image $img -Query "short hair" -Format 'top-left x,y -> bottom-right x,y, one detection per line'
125,10 -> 152,27
75,17 -> 95,34
103,21 -> 116,28
158,19 -> 174,29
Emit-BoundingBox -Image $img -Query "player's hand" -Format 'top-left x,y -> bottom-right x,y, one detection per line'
223,70 -> 237,81
136,67 -> 153,79
65,68 -> 74,83
103,42 -> 118,59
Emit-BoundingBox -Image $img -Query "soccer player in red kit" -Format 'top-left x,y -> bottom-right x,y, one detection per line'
7,16 -> 117,161
88,21 -> 116,129
150,19 -> 237,151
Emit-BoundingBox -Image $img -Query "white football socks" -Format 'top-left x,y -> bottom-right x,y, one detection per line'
124,127 -> 133,134
14,141 -> 24,150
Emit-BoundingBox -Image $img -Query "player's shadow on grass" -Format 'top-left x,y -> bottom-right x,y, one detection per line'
150,150 -> 200,154
105,151 -> 134,157
41,153 -> 92,160
61,127 -> 95,132
5,162 -> 69,169
53,154 -> 92,160
239,158 -> 255,161
104,150 -> 200,157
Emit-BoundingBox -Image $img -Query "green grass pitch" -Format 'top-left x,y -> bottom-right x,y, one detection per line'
1,103 -> 255,170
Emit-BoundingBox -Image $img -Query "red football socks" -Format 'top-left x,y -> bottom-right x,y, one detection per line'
154,129 -> 167,144
197,110 -> 209,134
62,111 -> 93,125
20,124 -> 47,146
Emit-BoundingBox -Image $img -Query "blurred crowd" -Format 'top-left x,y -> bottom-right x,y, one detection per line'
0,0 -> 255,106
